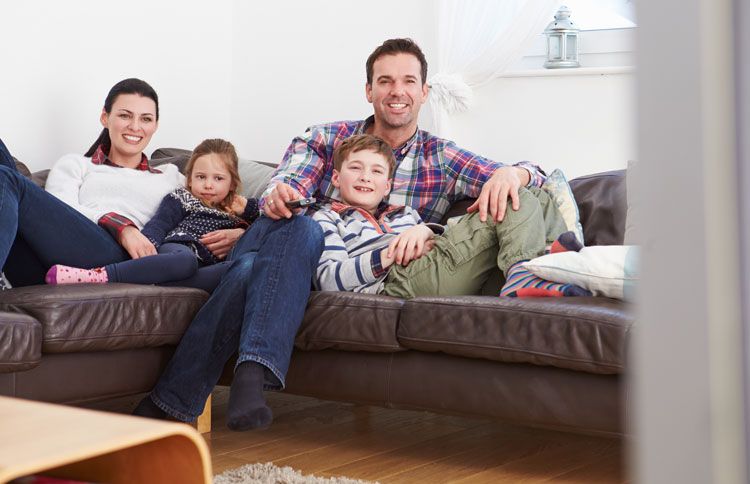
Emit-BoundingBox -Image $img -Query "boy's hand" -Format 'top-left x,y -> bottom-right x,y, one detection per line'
119,226 -> 157,260
230,195 -> 248,216
386,225 -> 434,267
263,182 -> 304,220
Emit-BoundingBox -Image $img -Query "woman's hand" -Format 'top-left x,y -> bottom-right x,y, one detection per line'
201,228 -> 245,259
119,226 -> 157,259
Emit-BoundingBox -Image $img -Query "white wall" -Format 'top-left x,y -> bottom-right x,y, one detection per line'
0,1 -> 233,172
0,0 -> 632,181
447,71 -> 635,180
230,0 -> 437,164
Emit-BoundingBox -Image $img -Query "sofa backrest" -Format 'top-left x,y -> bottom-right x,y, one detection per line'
150,147 -> 276,199
570,170 -> 626,246
20,154 -> 627,247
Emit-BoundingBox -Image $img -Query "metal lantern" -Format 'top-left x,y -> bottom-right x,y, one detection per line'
544,6 -> 580,69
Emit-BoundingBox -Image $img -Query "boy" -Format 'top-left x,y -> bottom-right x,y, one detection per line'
313,134 -> 590,298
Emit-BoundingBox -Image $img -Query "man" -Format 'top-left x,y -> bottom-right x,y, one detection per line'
134,38 -> 547,431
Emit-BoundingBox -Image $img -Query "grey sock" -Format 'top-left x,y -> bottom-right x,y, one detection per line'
227,361 -> 273,431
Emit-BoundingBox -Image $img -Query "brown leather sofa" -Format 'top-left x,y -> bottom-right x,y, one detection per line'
0,154 -> 631,435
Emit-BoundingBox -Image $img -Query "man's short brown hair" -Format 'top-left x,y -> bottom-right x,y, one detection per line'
333,134 -> 395,176
366,38 -> 428,85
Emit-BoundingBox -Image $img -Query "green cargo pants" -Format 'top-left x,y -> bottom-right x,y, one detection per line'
381,187 -> 567,298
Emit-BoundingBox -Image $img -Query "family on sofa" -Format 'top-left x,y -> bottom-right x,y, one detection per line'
0,38 -> 612,432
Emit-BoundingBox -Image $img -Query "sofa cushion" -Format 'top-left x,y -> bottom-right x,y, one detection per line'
541,169 -> 584,244
0,311 -> 42,372
570,170 -> 626,246
398,296 -> 631,375
295,291 -> 406,352
0,284 -> 208,353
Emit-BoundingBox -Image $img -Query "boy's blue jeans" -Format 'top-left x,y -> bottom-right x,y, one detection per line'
0,138 -> 128,286
150,215 -> 324,422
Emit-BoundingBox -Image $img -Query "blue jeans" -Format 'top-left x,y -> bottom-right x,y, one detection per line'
149,215 -> 324,421
0,138 -> 128,286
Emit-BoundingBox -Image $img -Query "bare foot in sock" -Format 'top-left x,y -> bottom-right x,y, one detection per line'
550,231 -> 584,253
499,231 -> 591,297
227,362 -> 273,431
45,265 -> 108,285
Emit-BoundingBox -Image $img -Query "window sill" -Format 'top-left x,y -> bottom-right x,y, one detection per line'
500,66 -> 634,78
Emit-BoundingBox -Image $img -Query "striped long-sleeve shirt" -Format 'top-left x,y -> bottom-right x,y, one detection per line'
263,117 -> 546,223
313,201 -> 436,294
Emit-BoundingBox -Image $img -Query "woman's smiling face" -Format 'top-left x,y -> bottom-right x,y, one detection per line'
100,93 -> 158,165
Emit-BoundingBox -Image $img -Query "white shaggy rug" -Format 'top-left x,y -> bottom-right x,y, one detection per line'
213,462 -> 378,484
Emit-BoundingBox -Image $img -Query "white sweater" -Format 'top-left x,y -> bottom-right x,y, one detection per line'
45,154 -> 185,229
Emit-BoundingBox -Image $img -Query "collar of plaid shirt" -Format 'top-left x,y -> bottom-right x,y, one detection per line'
356,115 -> 419,161
91,145 -> 162,173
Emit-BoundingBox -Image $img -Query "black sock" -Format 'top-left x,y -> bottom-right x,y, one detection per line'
132,395 -> 169,420
227,361 -> 273,431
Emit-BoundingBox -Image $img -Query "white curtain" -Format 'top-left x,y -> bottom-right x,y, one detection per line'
429,0 -> 562,136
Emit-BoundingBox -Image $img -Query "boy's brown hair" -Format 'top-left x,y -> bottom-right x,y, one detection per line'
333,134 -> 395,176
185,138 -> 242,211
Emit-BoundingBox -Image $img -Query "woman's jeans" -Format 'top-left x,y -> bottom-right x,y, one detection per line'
0,138 -> 128,286
150,215 -> 324,422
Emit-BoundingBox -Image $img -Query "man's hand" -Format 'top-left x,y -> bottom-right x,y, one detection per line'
467,166 -> 530,222
119,226 -> 157,260
263,182 -> 304,220
385,225 -> 434,267
201,228 -> 245,260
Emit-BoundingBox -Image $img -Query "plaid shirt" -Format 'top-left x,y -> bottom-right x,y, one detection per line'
91,146 -> 163,237
264,117 -> 546,223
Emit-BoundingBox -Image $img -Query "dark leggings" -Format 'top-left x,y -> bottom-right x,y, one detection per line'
104,243 -> 230,293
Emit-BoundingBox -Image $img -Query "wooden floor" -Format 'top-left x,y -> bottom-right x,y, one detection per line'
88,389 -> 627,483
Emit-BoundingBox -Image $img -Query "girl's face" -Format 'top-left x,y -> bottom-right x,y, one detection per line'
100,93 -> 158,165
189,153 -> 234,207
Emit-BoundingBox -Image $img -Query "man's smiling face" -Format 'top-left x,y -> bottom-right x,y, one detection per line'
366,53 -> 429,133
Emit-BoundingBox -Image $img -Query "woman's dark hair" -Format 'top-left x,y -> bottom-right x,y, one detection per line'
84,78 -> 159,157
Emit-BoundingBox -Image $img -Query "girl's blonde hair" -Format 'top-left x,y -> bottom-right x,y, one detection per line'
184,138 -> 242,211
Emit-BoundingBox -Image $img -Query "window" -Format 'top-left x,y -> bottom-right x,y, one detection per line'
510,0 -> 636,72
563,0 -> 635,31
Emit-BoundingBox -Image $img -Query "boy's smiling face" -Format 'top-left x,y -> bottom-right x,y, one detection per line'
332,149 -> 392,214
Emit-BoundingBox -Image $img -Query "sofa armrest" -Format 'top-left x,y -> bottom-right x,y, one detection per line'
0,311 -> 42,373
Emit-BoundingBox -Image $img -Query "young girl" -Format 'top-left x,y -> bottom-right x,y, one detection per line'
45,138 -> 258,292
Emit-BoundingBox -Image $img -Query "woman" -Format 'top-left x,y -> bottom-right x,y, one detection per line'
0,78 -> 241,287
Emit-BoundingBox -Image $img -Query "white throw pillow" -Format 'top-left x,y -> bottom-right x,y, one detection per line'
522,245 -> 638,300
